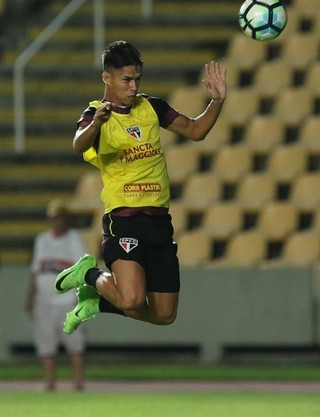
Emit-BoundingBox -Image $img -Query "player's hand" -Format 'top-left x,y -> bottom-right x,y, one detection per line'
202,61 -> 227,102
92,102 -> 113,126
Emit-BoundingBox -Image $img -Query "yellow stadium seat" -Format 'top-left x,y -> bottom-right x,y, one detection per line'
195,118 -> 230,154
299,117 -> 320,152
214,231 -> 266,267
254,61 -> 292,98
291,174 -> 320,210
280,231 -> 320,267
294,0 -> 319,18
165,144 -> 199,184
226,33 -> 267,71
220,88 -> 259,126
178,230 -> 211,267
244,116 -> 284,152
274,88 -> 313,125
268,145 -> 307,181
167,85 -> 207,117
237,173 -> 276,211
68,171 -> 104,214
182,172 -> 221,211
258,202 -> 298,240
213,145 -> 252,182
280,33 -> 319,70
305,63 -> 320,97
169,201 -> 189,237
202,203 -> 242,239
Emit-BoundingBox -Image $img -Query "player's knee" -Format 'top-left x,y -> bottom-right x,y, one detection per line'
154,309 -> 177,326
118,293 -> 145,311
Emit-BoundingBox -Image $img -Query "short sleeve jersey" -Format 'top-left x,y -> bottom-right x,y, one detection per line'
79,94 -> 179,213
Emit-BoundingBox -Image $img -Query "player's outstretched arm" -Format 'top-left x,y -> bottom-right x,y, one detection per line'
167,61 -> 227,142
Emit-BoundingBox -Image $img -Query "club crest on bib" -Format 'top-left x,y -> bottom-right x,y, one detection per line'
126,125 -> 142,141
119,237 -> 139,253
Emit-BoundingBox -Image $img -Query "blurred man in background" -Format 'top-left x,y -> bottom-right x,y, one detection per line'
25,199 -> 87,391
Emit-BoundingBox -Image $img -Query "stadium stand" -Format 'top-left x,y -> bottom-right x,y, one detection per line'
2,0 -> 320,267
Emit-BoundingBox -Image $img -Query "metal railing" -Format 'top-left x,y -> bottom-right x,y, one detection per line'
13,0 -> 154,153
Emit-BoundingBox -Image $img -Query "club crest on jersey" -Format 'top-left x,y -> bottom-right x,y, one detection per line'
126,125 -> 142,141
119,237 -> 139,253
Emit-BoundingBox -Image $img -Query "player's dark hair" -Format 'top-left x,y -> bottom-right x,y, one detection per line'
102,40 -> 144,71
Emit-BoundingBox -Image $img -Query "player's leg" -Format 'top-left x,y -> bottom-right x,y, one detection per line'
62,214 -> 180,331
125,291 -> 179,324
96,258 -> 147,311
62,259 -> 148,334
95,258 -> 178,324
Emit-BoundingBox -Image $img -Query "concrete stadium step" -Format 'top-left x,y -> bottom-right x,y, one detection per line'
1,191 -> 73,208
0,164 -> 88,181
1,177 -> 76,193
27,25 -> 236,49
1,136 -> 75,152
52,0 -> 238,21
4,48 -> 215,67
0,220 -> 48,236
0,248 -> 33,265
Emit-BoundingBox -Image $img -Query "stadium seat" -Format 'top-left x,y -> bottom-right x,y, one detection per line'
220,88 -> 259,126
202,203 -> 243,239
80,228 -> 103,260
167,85 -> 207,117
213,145 -> 252,182
290,174 -> 320,210
258,202 -> 298,240
294,0 -> 319,18
214,231 -> 266,267
226,33 -> 267,71
268,145 -> 307,182
237,173 -> 276,211
280,7 -> 300,35
160,127 -> 177,148
280,231 -> 320,267
68,171 -> 104,214
312,208 -> 320,232
178,230 -> 211,267
244,116 -> 284,153
215,60 -> 239,89
165,144 -> 199,184
195,118 -> 230,154
182,172 -> 221,211
299,117 -> 320,152
274,88 -> 313,125
305,63 -> 320,97
280,33 -> 319,70
169,201 -> 189,237
253,61 -> 292,98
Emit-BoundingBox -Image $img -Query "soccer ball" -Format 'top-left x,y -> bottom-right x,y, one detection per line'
239,0 -> 288,41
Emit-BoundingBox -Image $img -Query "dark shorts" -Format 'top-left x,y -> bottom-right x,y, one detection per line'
102,213 -> 180,293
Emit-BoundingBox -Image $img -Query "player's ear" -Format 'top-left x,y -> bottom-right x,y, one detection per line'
102,71 -> 111,85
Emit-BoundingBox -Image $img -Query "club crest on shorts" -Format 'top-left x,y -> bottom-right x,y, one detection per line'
119,237 -> 138,253
126,125 -> 141,141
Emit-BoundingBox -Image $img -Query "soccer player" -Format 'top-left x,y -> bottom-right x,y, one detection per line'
26,199 -> 86,390
54,40 -> 227,334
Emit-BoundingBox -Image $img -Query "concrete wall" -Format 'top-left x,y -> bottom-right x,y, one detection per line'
0,265 -> 316,362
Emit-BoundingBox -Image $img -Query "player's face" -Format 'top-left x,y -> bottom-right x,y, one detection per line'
103,65 -> 142,106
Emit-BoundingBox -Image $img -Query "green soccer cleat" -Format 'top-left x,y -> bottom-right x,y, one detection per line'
64,284 -> 100,334
54,254 -> 97,293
